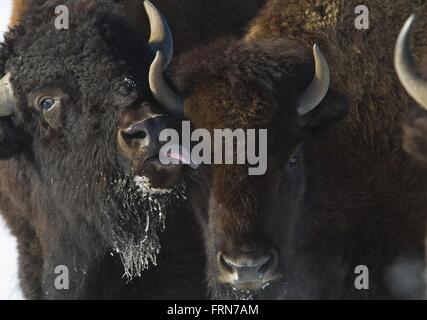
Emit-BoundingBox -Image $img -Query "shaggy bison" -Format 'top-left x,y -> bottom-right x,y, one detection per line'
173,0 -> 427,299
0,0 -> 206,299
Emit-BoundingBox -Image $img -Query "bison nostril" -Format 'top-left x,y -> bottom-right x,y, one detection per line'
218,250 -> 279,286
118,116 -> 170,163
259,250 -> 278,275
218,252 -> 234,273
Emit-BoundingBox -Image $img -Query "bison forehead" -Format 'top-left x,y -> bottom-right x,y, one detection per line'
2,1 -> 153,104
175,37 -> 312,137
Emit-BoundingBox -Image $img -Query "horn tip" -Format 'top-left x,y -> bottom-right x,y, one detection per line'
312,44 -> 323,57
143,0 -> 153,7
312,44 -> 319,53
312,44 -> 329,71
403,14 -> 417,33
143,0 -> 156,13
395,13 -> 417,62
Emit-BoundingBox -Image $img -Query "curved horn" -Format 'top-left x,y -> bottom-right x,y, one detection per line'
144,0 -> 173,66
395,14 -> 427,109
0,73 -> 16,117
149,51 -> 183,114
144,1 -> 182,115
297,44 -> 330,116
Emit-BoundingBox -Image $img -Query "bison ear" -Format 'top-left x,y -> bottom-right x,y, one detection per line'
0,117 -> 31,160
300,90 -> 349,136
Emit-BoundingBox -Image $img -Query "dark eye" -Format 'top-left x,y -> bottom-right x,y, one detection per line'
39,97 -> 56,111
288,155 -> 299,168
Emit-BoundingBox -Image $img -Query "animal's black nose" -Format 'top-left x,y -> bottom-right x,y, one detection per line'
119,116 -> 168,160
217,250 -> 279,289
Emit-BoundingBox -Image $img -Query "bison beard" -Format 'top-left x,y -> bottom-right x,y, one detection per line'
102,174 -> 186,279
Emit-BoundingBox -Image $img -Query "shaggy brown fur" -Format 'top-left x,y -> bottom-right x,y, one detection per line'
402,100 -> 427,164
174,0 -> 427,299
10,0 -> 29,28
400,52 -> 427,164
10,0 -> 265,54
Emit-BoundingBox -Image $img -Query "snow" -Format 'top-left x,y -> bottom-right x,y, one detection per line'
0,1 -> 12,41
0,217 -> 23,300
0,0 -> 24,300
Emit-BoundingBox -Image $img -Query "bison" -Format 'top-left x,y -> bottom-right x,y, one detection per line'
172,0 -> 427,299
0,0 -> 208,299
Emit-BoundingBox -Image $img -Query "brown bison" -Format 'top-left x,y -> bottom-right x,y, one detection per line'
172,0 -> 427,299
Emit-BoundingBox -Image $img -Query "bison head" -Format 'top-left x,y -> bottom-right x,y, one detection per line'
0,1 -> 187,277
173,38 -> 348,298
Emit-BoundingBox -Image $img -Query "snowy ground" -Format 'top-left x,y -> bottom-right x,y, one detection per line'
0,0 -> 24,300
0,218 -> 23,300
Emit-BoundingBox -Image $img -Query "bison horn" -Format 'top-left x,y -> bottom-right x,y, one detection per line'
395,14 -> 427,110
144,0 -> 183,116
297,44 -> 330,116
0,73 -> 16,117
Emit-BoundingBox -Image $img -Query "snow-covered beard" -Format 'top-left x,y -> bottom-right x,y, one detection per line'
102,174 -> 186,279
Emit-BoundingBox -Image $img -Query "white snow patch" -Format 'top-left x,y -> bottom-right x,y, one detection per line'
0,0 -> 12,42
0,216 -> 24,300
0,0 -> 24,301
134,175 -> 173,195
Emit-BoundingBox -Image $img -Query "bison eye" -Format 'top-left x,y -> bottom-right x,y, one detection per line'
39,97 -> 56,111
288,156 -> 299,168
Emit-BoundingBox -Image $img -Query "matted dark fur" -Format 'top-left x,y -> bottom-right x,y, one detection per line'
10,0 -> 265,55
403,100 -> 427,165
173,0 -> 427,299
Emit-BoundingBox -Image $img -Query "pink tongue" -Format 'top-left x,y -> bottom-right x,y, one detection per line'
168,151 -> 188,164
160,144 -> 199,169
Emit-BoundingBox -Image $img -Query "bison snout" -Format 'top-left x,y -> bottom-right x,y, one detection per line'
119,116 -> 167,161
118,106 -> 182,187
217,250 -> 280,290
